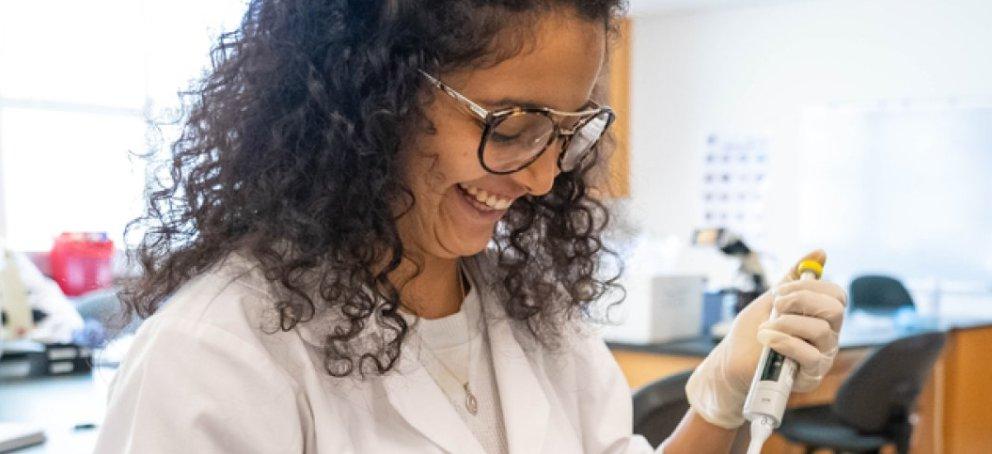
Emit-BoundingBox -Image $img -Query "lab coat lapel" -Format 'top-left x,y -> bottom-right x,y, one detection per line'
382,346 -> 487,454
486,306 -> 551,454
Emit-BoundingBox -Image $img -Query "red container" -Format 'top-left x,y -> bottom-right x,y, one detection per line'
49,232 -> 115,297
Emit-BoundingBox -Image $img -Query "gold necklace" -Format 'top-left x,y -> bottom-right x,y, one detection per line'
418,261 -> 478,415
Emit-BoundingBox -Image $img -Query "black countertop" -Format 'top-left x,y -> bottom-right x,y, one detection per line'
608,312 -> 992,358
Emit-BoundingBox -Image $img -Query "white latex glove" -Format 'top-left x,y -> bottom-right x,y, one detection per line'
685,250 -> 847,429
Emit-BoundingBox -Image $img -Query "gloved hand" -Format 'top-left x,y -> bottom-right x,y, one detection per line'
685,250 -> 847,429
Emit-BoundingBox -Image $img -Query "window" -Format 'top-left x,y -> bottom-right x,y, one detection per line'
0,0 -> 244,250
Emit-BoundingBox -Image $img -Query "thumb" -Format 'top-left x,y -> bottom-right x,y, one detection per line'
778,249 -> 827,285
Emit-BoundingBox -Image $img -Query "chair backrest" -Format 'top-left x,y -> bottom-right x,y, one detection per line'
833,332 -> 946,433
631,369 -> 692,448
849,275 -> 915,313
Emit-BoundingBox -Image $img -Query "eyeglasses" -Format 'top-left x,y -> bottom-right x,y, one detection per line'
420,70 -> 615,175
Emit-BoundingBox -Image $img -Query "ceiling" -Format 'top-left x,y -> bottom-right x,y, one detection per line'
628,0 -> 800,16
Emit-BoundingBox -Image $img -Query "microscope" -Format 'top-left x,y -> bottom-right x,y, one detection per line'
692,228 -> 769,338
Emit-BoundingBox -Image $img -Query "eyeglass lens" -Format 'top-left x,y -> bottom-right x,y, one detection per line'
482,110 -> 611,173
561,111 -> 611,172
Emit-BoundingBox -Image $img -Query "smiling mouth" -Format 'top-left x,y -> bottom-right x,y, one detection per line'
457,183 -> 514,211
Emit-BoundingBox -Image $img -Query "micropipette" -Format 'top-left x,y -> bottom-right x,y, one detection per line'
742,259 -> 824,454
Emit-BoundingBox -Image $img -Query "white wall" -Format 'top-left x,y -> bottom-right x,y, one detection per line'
626,0 -> 992,281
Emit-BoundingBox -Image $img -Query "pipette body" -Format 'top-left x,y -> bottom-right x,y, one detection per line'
742,260 -> 824,454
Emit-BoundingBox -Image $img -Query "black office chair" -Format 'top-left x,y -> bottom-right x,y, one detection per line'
776,332 -> 946,454
849,275 -> 915,313
631,369 -> 692,448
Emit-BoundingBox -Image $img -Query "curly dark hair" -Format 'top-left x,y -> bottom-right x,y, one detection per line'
123,0 -> 627,377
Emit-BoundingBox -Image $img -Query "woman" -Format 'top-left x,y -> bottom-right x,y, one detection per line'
96,0 -> 847,453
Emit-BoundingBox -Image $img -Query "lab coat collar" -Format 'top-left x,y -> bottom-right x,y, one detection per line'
379,254 -> 552,454
468,255 -> 551,454
381,342 -> 488,454
485,310 -> 551,453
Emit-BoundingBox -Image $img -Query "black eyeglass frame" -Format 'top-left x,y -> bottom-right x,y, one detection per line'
419,70 -> 616,175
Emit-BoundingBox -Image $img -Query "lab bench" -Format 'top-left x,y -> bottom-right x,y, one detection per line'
608,317 -> 992,453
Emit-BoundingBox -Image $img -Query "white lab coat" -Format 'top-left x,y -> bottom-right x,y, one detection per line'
95,252 -> 661,453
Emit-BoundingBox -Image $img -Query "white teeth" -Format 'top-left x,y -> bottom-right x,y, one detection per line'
458,183 -> 513,210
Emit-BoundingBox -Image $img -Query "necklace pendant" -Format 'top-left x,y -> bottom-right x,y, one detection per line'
463,383 -> 478,415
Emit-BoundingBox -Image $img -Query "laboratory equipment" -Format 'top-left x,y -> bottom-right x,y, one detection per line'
742,259 -> 823,454
692,228 -> 769,338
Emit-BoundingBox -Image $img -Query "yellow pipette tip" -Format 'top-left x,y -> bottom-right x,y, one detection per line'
796,260 -> 824,279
